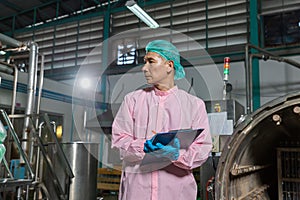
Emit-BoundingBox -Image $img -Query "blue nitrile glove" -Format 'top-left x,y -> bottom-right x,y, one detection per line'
149,138 -> 180,161
143,139 -> 162,153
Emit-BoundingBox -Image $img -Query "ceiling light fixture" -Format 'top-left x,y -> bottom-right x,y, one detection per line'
126,0 -> 159,29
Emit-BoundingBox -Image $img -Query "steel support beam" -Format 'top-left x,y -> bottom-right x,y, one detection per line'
249,0 -> 260,111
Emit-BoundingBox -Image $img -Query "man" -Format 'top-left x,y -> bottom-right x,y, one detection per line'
112,40 -> 212,200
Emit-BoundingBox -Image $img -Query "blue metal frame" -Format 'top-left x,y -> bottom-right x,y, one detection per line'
250,0 -> 260,111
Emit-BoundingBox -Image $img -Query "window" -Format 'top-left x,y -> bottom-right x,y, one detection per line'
117,44 -> 136,65
263,10 -> 300,47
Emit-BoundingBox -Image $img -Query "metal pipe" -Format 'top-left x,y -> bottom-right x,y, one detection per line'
33,59 -> 47,197
283,58 -> 300,69
17,187 -> 22,200
246,44 -> 277,57
245,44 -> 278,114
36,122 -> 44,174
11,65 -> 18,117
22,42 -> 39,159
249,54 -> 255,113
35,53 -> 44,128
245,44 -> 300,114
0,33 -> 23,47
0,62 -> 14,74
33,51 -> 39,113
33,121 -> 44,200
270,56 -> 300,69
244,45 -> 251,114
251,54 -> 300,70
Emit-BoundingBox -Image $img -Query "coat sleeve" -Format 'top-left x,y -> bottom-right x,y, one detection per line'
111,94 -> 146,163
173,99 -> 212,170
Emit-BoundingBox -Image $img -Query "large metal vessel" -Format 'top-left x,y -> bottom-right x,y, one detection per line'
45,142 -> 98,200
215,92 -> 300,199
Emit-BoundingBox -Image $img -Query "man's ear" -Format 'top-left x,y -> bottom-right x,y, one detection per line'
166,60 -> 174,73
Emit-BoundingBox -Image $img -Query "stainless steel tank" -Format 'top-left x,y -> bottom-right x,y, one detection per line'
45,142 -> 98,200
215,92 -> 300,200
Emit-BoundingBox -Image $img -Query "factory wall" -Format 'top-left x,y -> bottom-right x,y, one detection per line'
258,56 -> 300,106
106,57 -> 300,114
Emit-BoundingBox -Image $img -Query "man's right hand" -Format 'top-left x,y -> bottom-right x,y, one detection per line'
143,139 -> 161,153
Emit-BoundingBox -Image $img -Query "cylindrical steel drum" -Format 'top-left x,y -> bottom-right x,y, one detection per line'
64,142 -> 98,200
45,142 -> 98,200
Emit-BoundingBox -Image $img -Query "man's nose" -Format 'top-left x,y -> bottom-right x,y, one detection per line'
141,64 -> 147,72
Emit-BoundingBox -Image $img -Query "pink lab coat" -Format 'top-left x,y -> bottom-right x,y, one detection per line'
112,86 -> 212,200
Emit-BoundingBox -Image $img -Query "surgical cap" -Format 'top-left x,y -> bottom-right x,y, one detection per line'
145,40 -> 185,80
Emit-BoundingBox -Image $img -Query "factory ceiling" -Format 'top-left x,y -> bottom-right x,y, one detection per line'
0,0 -> 126,33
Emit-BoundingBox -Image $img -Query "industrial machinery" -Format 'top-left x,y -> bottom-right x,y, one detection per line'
215,91 -> 300,200
214,45 -> 300,200
199,99 -> 244,200
0,33 -> 99,200
0,33 -> 76,199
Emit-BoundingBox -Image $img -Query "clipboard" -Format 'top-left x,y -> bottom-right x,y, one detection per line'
151,128 -> 204,149
152,131 -> 177,146
140,129 -> 204,166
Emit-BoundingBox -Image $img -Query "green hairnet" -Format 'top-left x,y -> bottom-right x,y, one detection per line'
145,40 -> 185,80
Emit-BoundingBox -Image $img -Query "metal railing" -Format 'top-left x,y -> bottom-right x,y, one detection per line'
0,110 -> 74,200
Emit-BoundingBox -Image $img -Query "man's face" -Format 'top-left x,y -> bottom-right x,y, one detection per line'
142,52 -> 171,85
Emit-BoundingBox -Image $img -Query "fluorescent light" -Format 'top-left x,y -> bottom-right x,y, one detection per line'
126,0 -> 159,29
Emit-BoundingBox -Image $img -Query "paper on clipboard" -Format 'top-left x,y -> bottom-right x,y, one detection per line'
171,128 -> 203,149
152,129 -> 204,149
